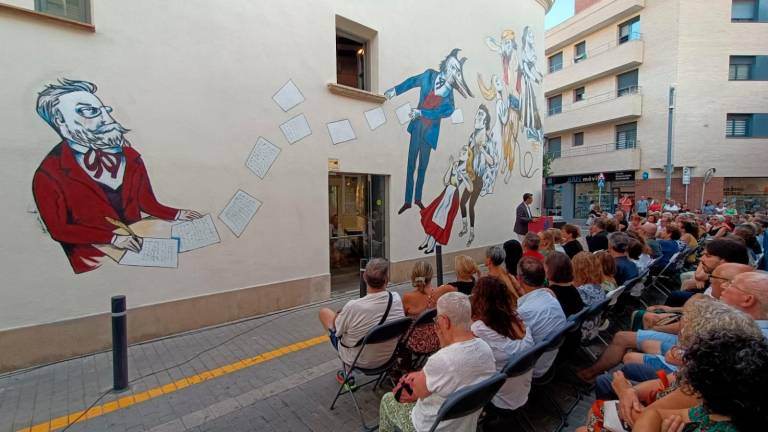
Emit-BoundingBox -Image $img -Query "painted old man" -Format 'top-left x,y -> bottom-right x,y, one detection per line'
32,79 -> 201,273
385,49 -> 473,215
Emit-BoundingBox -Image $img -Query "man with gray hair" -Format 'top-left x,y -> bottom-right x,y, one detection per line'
318,258 -> 405,369
720,271 -> 768,338
378,292 -> 495,432
32,78 -> 201,273
609,232 -> 639,286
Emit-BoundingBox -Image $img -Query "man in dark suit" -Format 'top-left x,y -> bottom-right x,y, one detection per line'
586,218 -> 609,252
514,193 -> 536,241
32,79 -> 201,273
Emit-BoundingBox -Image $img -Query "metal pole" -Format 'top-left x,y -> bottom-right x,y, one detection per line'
435,245 -> 444,286
685,184 -> 688,206
665,86 -> 676,201
359,258 -> 369,298
111,295 -> 128,392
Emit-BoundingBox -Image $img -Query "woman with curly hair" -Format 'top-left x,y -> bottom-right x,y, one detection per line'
470,276 -> 534,421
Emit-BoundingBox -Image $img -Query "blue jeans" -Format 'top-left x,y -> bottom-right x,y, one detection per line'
595,363 -> 660,400
404,122 -> 433,204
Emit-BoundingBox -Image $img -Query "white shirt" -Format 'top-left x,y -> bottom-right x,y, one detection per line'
517,289 -> 567,378
68,141 -> 125,190
411,338 -> 495,432
334,291 -> 405,368
471,321 -> 535,410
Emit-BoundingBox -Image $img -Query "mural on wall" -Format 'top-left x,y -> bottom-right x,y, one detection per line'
384,49 -> 474,216
517,26 -> 544,146
32,79 -> 202,274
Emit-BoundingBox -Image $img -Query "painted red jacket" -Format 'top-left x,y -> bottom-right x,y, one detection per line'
32,142 -> 179,273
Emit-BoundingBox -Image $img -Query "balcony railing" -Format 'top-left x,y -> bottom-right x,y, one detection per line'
547,33 -> 642,74
547,140 -> 639,159
547,85 -> 641,116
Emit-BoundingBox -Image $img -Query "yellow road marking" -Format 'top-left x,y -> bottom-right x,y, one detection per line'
16,334 -> 328,432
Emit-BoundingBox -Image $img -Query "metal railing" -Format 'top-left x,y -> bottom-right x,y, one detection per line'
547,33 -> 642,74
547,85 -> 641,116
547,140 -> 639,159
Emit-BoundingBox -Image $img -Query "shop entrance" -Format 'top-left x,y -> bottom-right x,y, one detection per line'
328,173 -> 388,291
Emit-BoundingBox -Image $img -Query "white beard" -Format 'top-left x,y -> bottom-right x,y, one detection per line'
63,122 -> 129,149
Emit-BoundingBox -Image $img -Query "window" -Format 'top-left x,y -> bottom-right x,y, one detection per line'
617,69 -> 639,96
574,87 -> 585,102
574,42 -> 587,63
616,122 -> 637,149
35,0 -> 90,23
730,56 -> 755,80
336,32 -> 369,90
618,16 -> 640,44
548,94 -> 562,115
549,52 -> 563,73
731,0 -> 757,21
727,114 -> 752,137
546,137 -> 562,159
573,132 -> 584,146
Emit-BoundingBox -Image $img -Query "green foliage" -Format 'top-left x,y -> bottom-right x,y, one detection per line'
542,152 -> 554,178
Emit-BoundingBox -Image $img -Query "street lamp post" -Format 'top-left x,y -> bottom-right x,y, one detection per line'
665,84 -> 676,201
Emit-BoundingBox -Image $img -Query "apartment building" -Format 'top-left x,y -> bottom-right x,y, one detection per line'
542,0 -> 768,219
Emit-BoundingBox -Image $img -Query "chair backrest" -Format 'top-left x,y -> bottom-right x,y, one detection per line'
673,247 -> 693,271
413,308 -> 437,327
542,320 -> 578,353
605,284 -> 627,306
362,316 -> 413,346
502,341 -> 548,378
428,372 -> 507,432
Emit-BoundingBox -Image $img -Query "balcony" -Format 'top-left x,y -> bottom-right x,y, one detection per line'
545,38 -> 644,96
544,87 -> 642,134
549,143 -> 641,177
546,0 -> 645,53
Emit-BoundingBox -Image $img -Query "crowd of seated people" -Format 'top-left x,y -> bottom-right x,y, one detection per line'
315,208 -> 768,432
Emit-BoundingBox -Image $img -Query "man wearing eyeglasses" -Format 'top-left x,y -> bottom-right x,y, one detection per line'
32,79 -> 201,273
719,271 -> 768,338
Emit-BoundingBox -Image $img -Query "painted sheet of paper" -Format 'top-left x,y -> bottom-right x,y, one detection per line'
451,109 -> 464,124
603,401 -> 629,432
327,119 -> 356,145
395,103 -> 412,125
219,190 -> 262,237
246,137 -> 281,178
364,107 -> 386,130
272,79 -> 305,112
280,114 -> 312,144
119,238 -> 179,268
171,214 -> 220,253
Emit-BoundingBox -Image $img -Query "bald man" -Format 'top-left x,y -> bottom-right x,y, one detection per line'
720,271 -> 768,338
639,222 -> 662,258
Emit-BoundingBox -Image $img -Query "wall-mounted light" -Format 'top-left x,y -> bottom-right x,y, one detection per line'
356,48 -> 365,56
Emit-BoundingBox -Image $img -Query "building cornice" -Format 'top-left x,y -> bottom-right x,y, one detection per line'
536,0 -> 555,13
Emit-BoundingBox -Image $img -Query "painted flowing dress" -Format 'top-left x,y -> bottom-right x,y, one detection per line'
517,47 -> 543,143
420,162 -> 463,246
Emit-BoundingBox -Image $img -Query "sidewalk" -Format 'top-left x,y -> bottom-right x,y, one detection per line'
0,276 -> 593,432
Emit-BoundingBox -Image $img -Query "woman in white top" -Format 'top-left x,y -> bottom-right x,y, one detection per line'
470,276 -> 535,420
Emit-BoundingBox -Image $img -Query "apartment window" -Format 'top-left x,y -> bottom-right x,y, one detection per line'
336,32 -> 369,90
549,52 -> 563,73
548,94 -> 562,115
574,42 -> 587,63
617,69 -> 639,96
616,122 -> 637,149
731,0 -> 757,21
727,114 -> 753,137
573,132 -> 584,147
35,0 -> 90,23
574,87 -> 585,102
730,56 -> 755,80
618,16 -> 640,44
546,137 -> 562,159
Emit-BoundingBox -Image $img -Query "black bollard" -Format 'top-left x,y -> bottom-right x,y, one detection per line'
359,258 -> 369,298
111,295 -> 128,392
435,245 -> 444,286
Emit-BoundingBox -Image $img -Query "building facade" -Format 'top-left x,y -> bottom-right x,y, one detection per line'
0,0 -> 551,370
543,0 -> 768,219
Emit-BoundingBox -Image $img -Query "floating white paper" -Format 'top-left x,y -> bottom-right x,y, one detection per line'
246,137 -> 281,179
272,80 -> 305,112
280,114 -> 312,144
119,238 -> 179,268
451,109 -> 464,124
364,107 -> 387,130
171,214 -> 220,253
603,401 -> 629,432
327,119 -> 356,145
396,103 -> 412,125
219,190 -> 262,237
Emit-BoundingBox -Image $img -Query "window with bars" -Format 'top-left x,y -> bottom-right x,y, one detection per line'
548,94 -> 562,115
616,122 -> 637,149
574,87 -> 585,102
618,16 -> 640,44
549,52 -> 563,73
726,114 -> 752,137
617,69 -> 639,96
573,132 -> 584,147
574,42 -> 587,63
729,56 -> 755,80
546,137 -> 561,159
35,0 -> 90,23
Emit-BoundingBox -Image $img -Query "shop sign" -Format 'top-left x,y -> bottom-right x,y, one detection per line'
547,171 -> 636,185
682,166 -> 691,185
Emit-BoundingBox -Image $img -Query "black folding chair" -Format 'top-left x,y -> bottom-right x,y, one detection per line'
400,308 -> 438,370
329,316 -> 413,430
577,298 -> 612,360
647,248 -> 690,297
427,372 -> 507,432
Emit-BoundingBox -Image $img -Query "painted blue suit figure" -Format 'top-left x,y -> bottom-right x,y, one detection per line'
385,49 -> 473,215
